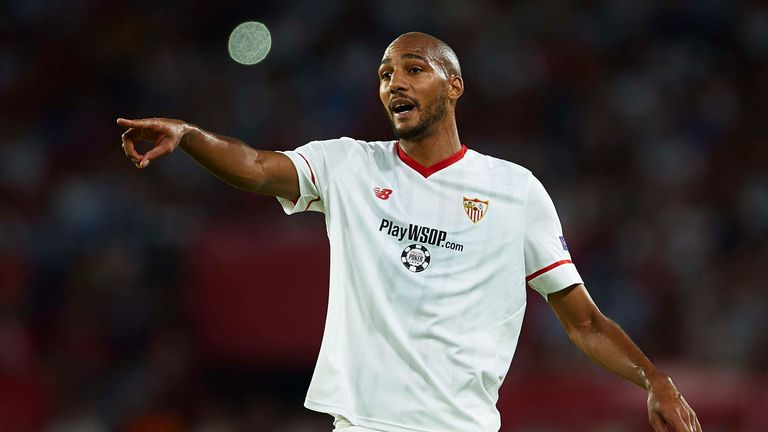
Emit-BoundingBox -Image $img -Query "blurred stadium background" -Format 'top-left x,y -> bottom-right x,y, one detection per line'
1,1 -> 767,431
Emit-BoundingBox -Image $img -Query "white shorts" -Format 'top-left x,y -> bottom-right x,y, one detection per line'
332,416 -> 381,431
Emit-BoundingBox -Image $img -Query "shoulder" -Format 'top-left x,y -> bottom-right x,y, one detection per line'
302,137 -> 394,150
299,137 -> 395,156
292,138 -> 396,176
465,148 -> 534,185
469,150 -> 559,215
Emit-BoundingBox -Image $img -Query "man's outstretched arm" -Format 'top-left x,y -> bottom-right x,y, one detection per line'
548,284 -> 702,432
117,117 -> 299,199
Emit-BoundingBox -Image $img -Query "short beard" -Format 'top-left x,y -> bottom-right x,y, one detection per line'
390,90 -> 448,140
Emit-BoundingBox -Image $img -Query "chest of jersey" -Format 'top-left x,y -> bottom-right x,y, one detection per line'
322,148 -> 529,323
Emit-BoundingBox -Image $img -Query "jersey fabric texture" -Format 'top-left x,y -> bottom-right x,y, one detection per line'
276,138 -> 583,432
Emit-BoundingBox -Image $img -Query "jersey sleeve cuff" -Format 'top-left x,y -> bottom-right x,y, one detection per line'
526,261 -> 583,300
275,151 -> 323,214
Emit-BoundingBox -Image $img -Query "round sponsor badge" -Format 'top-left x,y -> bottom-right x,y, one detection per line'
401,244 -> 430,272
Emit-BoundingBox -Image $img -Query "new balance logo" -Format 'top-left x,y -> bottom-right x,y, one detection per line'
374,187 -> 393,200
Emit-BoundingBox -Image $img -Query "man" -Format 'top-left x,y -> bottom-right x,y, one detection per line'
118,32 -> 701,432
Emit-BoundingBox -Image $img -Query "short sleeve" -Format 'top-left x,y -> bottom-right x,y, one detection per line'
524,176 -> 583,299
276,137 -> 362,214
277,141 -> 328,215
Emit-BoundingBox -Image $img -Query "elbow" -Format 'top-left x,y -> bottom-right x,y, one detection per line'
231,156 -> 269,192
566,310 -> 607,339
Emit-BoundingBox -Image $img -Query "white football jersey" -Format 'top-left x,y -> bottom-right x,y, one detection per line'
277,138 -> 582,432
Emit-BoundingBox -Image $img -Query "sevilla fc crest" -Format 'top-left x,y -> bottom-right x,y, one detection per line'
463,197 -> 489,223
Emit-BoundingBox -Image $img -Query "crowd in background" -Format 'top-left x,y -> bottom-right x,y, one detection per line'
1,1 -> 767,431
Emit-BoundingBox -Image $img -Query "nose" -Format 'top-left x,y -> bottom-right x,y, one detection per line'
388,70 -> 407,93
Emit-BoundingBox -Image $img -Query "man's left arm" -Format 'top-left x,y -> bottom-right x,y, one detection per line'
548,283 -> 702,432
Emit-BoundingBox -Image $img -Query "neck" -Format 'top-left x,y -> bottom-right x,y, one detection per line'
398,117 -> 462,167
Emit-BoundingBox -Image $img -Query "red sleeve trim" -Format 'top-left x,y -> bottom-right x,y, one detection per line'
297,152 -> 316,185
294,152 -> 320,210
526,260 -> 573,282
304,197 -> 321,211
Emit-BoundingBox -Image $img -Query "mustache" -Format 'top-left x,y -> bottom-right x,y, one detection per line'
390,92 -> 417,105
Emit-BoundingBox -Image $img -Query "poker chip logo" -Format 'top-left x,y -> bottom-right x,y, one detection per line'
401,244 -> 430,272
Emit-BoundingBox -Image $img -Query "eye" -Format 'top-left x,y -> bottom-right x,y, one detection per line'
408,67 -> 422,74
380,71 -> 392,80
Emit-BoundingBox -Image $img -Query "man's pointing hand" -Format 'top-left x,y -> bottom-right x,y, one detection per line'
118,117 -> 188,169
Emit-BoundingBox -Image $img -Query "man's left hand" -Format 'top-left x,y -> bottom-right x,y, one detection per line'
647,375 -> 702,432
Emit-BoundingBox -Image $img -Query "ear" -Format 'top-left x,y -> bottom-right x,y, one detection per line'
448,75 -> 464,101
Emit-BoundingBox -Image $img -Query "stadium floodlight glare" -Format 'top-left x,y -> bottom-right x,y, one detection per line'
228,21 -> 271,65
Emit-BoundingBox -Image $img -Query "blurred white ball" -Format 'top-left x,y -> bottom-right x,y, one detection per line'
228,21 -> 271,65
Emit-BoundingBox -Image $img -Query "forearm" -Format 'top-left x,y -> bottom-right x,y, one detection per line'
549,286 -> 699,430
179,124 -> 269,192
567,315 -> 665,389
118,116 -> 299,198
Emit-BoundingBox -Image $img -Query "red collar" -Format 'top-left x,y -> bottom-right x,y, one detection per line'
396,141 -> 468,178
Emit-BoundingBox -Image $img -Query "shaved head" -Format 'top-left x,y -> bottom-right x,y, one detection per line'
378,31 -> 465,142
384,32 -> 462,79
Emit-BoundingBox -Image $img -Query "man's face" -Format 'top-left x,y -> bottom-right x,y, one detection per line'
378,39 -> 450,140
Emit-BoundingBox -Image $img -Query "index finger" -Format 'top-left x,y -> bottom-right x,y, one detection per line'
117,117 -> 149,129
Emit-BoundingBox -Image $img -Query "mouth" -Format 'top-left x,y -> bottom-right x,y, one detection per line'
390,97 -> 417,119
